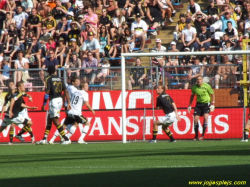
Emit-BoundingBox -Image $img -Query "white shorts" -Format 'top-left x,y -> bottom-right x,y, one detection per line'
159,111 -> 176,126
49,97 -> 63,118
18,108 -> 31,121
1,116 -> 27,127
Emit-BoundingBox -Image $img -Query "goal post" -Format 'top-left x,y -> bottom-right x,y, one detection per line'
121,50 -> 250,143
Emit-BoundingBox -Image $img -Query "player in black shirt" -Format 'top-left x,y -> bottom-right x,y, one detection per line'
37,65 -> 71,145
149,85 -> 180,143
0,82 -> 37,143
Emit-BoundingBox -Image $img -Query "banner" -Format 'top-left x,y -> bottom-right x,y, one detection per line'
0,108 -> 243,143
0,90 -> 193,112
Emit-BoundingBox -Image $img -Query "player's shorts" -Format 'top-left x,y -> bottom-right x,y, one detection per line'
49,97 -> 63,118
194,102 -> 210,116
18,108 -> 31,122
1,116 -> 29,127
158,111 -> 176,126
64,114 -> 88,125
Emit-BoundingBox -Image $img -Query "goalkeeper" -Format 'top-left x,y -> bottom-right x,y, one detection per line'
188,75 -> 215,141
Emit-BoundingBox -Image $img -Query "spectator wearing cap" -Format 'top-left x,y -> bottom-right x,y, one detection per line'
65,52 -> 81,78
167,41 -> 179,76
99,8 -> 111,29
51,0 -> 68,23
181,18 -> 198,51
127,57 -> 147,90
37,0 -> 51,20
82,51 -> 98,84
97,57 -> 110,85
224,21 -> 238,41
66,11 -> 74,27
40,49 -> 59,87
74,0 -> 84,9
81,31 -> 100,61
195,22 -> 211,51
151,38 -> 167,67
174,13 -> 186,41
13,6 -> 28,31
14,50 -> 30,85
146,0 -> 163,34
210,10 -> 236,41
27,8 -> 42,39
187,0 -> 201,17
26,36 -> 42,68
68,21 -> 81,45
68,38 -> 80,56
207,0 -> 219,24
83,7 -> 99,29
131,13 -> 147,51
55,37 -> 66,66
42,13 -> 57,37
0,58 -> 10,87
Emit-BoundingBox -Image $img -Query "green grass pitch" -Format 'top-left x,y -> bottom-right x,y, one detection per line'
0,140 -> 249,187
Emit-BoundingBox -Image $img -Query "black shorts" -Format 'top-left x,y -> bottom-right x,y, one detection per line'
64,114 -> 88,125
194,102 -> 210,116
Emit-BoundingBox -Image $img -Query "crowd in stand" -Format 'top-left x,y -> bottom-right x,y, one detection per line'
0,0 -> 246,90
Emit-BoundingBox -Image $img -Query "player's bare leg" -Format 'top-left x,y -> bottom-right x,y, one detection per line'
49,124 -> 68,144
15,120 -> 34,142
37,116 -> 53,145
9,124 -> 15,145
52,117 -> 70,144
78,122 -> 90,144
162,125 -> 176,142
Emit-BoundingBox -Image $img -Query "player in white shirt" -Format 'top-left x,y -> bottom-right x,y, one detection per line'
66,82 -> 95,144
48,76 -> 80,144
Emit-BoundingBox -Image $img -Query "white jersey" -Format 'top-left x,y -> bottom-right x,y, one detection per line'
68,90 -> 89,116
65,84 -> 78,106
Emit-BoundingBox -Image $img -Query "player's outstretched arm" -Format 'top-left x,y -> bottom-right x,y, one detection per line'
21,103 -> 38,110
64,90 -> 71,110
85,101 -> 95,115
9,98 -> 15,118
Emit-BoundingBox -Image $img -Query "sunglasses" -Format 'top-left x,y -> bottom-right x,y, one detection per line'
87,54 -> 93,56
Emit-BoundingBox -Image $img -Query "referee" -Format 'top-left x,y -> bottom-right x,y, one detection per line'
188,75 -> 215,141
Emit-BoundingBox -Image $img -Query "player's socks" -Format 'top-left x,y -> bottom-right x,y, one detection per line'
25,126 -> 34,138
9,128 -> 14,143
243,128 -> 249,140
194,123 -> 199,138
79,126 -> 90,140
42,124 -> 52,140
166,130 -> 175,141
67,126 -> 77,138
57,124 -> 69,141
152,129 -> 158,140
16,127 -> 27,137
202,123 -> 208,137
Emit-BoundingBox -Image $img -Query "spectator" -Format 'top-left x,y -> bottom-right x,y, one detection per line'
99,8 -> 111,29
0,12 -> 15,44
224,21 -> 238,42
221,40 -> 236,62
181,18 -> 198,51
21,0 -> 33,14
184,57 -> 203,89
203,55 -> 218,85
146,0 -> 164,34
4,23 -> 18,52
26,36 -> 42,68
51,0 -> 68,23
68,21 -> 81,46
83,7 -> 98,29
98,26 -> 110,57
37,0 -> 51,20
14,50 -> 30,84
151,38 -> 167,67
132,0 -> 146,17
42,13 -> 57,37
106,0 -> 118,17
187,0 -> 201,17
65,52 -> 81,78
122,27 -> 135,53
195,22 -> 211,51
56,16 -> 70,41
131,13 -> 147,51
127,57 -> 147,90
82,51 -> 98,84
207,0 -> 219,24
244,14 -> 250,39
0,0 -> 7,31
14,6 -> 28,31
45,37 -> 56,51
192,12 -> 209,34
215,55 -> 237,89
81,31 -> 100,61
241,2 -> 250,21
167,41 -> 179,75
174,13 -> 186,41
68,38 -> 80,56
157,0 -> 175,23
0,58 -> 10,87
110,9 -> 125,38
39,49 -> 59,87
97,57 -> 110,85
94,0 -> 103,17
55,37 -> 66,66
66,11 -> 74,27
27,8 -> 42,39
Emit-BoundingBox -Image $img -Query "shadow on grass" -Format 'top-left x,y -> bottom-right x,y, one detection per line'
0,147 -> 249,164
0,165 -> 249,187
